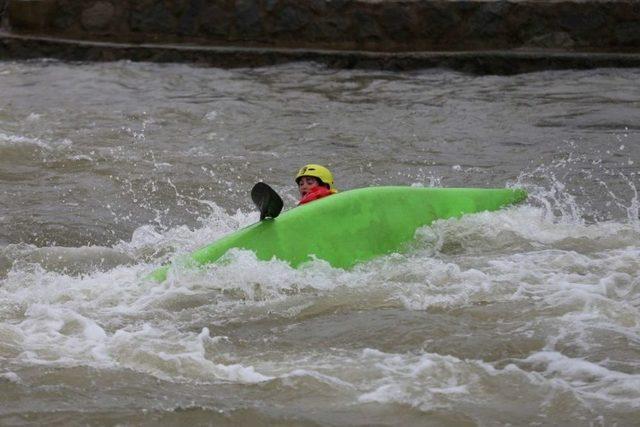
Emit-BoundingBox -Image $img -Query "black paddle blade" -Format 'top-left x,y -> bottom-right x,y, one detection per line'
251,182 -> 284,220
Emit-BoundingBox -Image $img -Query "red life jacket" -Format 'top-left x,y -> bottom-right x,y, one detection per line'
298,186 -> 334,205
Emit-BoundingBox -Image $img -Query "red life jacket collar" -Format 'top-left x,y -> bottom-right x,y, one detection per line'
298,186 -> 332,205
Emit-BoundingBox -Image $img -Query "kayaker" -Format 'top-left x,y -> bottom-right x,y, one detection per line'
295,164 -> 338,205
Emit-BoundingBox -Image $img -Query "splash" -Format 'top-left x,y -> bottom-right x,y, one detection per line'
513,138 -> 639,225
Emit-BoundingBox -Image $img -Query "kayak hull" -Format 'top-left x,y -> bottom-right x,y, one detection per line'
150,186 -> 527,282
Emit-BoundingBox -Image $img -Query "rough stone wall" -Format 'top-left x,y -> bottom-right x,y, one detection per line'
4,0 -> 640,52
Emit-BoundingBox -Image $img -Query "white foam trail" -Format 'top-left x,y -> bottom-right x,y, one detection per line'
519,351 -> 640,406
17,303 -> 110,364
0,132 -> 72,151
109,325 -> 271,383
0,372 -> 21,383
283,369 -> 356,390
357,349 -> 471,411
267,347 -> 640,412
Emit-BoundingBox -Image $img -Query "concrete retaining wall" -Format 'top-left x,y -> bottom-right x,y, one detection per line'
4,0 -> 640,52
2,0 -> 640,73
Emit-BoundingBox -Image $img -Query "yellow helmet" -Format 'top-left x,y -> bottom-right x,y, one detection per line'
295,164 -> 336,191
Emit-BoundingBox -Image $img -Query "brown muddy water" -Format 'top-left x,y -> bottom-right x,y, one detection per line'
1,60 -> 639,426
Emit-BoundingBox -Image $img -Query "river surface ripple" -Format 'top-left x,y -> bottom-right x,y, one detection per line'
1,61 -> 639,425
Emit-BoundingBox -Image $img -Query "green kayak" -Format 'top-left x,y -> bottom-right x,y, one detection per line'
149,186 -> 527,282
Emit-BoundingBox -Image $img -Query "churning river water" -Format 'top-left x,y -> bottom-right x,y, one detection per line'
0,60 -> 639,426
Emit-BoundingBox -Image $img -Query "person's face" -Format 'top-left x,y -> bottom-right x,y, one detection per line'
298,176 -> 320,197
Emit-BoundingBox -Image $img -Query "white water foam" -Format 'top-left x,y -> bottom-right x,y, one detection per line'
1,262 -> 273,383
